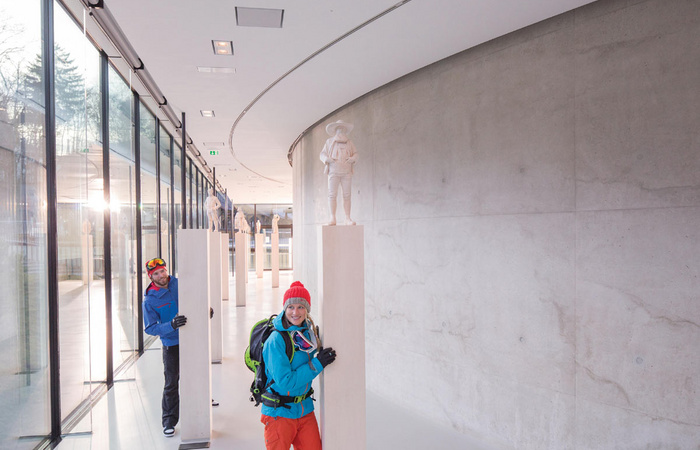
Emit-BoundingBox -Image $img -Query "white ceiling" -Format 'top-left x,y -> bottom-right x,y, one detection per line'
103,0 -> 596,204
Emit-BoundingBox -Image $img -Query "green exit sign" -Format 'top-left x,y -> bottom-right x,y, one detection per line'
209,150 -> 219,156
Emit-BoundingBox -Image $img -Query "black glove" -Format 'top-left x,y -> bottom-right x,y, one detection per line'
316,347 -> 337,368
171,315 -> 187,329
210,307 -> 214,319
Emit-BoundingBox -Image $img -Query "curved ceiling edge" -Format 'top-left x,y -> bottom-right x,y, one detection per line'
226,0 -> 414,181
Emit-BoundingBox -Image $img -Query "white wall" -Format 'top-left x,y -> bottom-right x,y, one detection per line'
293,0 -> 700,447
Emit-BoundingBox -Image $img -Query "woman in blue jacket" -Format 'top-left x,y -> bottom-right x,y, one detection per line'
261,281 -> 337,449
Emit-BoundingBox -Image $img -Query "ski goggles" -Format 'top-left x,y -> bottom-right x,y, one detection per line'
146,258 -> 166,274
292,330 -> 317,353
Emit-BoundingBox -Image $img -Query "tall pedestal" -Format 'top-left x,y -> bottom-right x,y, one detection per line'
245,233 -> 250,283
209,231 -> 223,364
235,232 -> 246,307
318,225 -> 366,450
81,234 -> 93,285
221,233 -> 230,301
271,232 -> 279,288
176,229 -> 212,448
255,233 -> 264,278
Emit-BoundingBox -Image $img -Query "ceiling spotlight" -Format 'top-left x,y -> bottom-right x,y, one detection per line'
201,110 -> 215,117
211,40 -> 233,56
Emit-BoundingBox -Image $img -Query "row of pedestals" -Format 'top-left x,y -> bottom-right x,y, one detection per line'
176,227 -> 365,450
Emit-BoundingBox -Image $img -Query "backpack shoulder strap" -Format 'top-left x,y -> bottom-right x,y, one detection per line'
273,329 -> 295,362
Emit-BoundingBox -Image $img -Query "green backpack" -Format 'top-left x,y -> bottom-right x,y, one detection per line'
244,314 -> 294,406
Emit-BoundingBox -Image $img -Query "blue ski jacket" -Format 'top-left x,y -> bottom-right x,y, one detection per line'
261,312 -> 324,419
143,276 -> 180,347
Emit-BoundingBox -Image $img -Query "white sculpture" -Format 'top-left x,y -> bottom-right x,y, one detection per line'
256,220 -> 261,234
204,189 -> 222,231
235,210 -> 249,234
82,220 -> 92,234
320,120 -> 358,226
272,214 -> 280,234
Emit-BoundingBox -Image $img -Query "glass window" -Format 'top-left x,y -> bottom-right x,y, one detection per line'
159,126 -> 171,263
108,65 -> 137,371
234,204 -> 292,271
53,0 -> 104,426
220,192 -> 231,234
200,179 -> 207,230
139,103 -> 157,291
0,1 -> 50,447
253,205 -> 292,270
195,171 -> 202,229
172,142 -> 182,273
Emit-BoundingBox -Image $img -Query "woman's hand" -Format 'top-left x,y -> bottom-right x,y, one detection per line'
316,347 -> 337,367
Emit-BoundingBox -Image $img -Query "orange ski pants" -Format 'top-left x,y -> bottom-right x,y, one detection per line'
261,412 -> 322,450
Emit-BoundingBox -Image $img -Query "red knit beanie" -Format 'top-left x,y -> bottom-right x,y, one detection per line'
283,281 -> 311,311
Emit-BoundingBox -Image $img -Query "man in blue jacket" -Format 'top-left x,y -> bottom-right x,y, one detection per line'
143,257 -> 187,437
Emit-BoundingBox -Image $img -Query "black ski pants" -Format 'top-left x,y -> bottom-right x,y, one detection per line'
162,344 -> 180,428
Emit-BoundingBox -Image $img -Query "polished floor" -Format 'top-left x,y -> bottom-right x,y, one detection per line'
56,271 -> 492,450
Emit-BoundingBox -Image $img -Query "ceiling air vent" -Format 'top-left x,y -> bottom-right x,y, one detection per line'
235,7 -> 284,28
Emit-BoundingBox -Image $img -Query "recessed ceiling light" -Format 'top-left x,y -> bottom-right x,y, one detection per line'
211,40 -> 233,56
197,66 -> 236,74
201,110 -> 215,117
203,142 -> 225,147
235,7 -> 284,28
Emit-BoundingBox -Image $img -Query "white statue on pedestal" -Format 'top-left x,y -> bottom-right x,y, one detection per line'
320,120 -> 358,226
235,210 -> 248,234
272,214 -> 280,234
204,189 -> 221,231
256,220 -> 261,234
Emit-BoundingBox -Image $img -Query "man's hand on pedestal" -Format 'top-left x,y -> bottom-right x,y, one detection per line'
171,315 -> 187,329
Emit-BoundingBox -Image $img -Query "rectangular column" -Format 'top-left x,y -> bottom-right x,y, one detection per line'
176,229 -> 212,447
81,234 -> 93,285
235,231 -> 246,306
221,233 -> 230,301
245,233 -> 250,283
318,225 -> 366,450
209,231 -> 223,364
255,233 -> 264,278
271,232 -> 279,288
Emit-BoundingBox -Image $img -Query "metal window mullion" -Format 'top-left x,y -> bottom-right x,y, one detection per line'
43,0 -> 61,442
101,51 -> 114,388
197,171 -> 201,228
169,135 -> 175,271
134,94 -> 144,355
188,158 -> 193,229
181,113 -> 187,230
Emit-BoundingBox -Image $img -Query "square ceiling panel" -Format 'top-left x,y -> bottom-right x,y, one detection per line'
235,7 -> 284,28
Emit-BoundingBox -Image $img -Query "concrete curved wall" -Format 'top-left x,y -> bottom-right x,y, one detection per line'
292,0 -> 700,447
